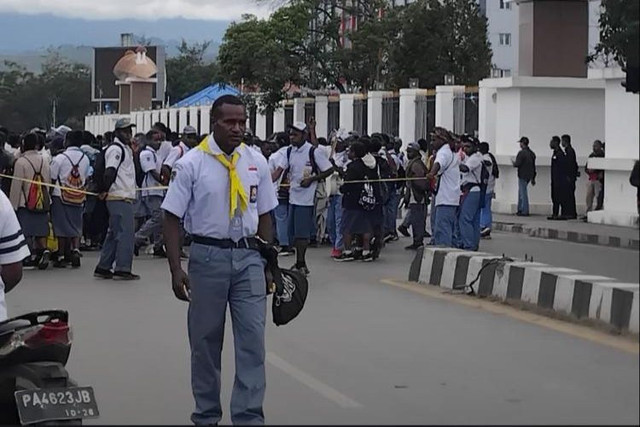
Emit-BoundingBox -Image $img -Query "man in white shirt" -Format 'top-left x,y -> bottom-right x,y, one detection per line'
50,130 -> 91,268
161,125 -> 198,185
456,138 -> 484,251
479,142 -> 497,238
94,118 -> 140,280
0,191 -> 30,322
326,136 -> 349,258
0,190 -> 30,321
272,122 -> 333,275
426,127 -> 460,247
134,135 -> 165,256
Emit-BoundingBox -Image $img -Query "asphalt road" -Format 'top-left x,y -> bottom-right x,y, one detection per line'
6,232 -> 639,425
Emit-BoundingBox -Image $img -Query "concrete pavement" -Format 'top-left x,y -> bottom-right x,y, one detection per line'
6,234 -> 639,425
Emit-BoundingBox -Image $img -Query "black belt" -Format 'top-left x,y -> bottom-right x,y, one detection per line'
191,235 -> 261,250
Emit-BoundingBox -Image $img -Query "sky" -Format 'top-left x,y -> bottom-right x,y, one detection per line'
0,0 -> 271,21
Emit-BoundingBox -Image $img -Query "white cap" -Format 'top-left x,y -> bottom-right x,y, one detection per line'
287,121 -> 307,132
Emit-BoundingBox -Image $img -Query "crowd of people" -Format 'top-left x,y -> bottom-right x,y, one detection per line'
0,107 -> 617,282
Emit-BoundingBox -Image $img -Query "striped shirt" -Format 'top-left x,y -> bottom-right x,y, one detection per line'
1,190 -> 30,321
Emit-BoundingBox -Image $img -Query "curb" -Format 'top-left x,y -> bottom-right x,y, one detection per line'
410,247 -> 639,334
492,221 -> 640,250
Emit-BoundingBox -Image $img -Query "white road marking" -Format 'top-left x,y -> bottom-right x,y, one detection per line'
266,352 -> 362,409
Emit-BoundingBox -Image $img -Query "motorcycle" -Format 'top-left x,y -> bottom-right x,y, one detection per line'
0,310 -> 99,425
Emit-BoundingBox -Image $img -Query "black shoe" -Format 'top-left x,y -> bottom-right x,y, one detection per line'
113,271 -> 141,281
53,259 -> 68,269
405,243 -> 424,250
278,246 -> 295,257
134,245 -> 140,257
547,216 -> 559,220
94,268 -> 114,279
71,250 -> 81,268
290,264 -> 310,276
361,252 -> 374,262
397,225 -> 410,237
153,247 -> 167,258
38,250 -> 51,270
480,227 -> 491,238
23,257 -> 36,268
334,252 -> 356,262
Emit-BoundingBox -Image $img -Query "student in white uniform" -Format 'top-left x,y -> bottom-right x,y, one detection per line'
50,130 -> 91,268
161,125 -> 199,185
272,122 -> 334,276
162,95 -> 277,425
427,127 -> 460,247
456,138 -> 484,251
0,190 -> 30,321
134,135 -> 165,256
94,118 -> 140,280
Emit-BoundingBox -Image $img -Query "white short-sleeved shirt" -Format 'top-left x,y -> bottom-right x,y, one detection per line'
161,136 -> 278,239
50,147 -> 91,198
0,191 -> 31,321
483,153 -> 496,194
105,139 -> 136,200
435,144 -> 460,206
277,142 -> 332,206
163,142 -> 190,169
157,140 -> 174,164
269,147 -> 287,198
461,152 -> 484,192
139,146 -> 164,198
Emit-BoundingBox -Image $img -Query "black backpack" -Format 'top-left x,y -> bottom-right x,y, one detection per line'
134,148 -> 151,188
91,143 -> 125,193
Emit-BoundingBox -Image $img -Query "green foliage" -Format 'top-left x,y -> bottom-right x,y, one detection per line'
166,40 -> 220,104
589,0 -> 639,67
0,52 -> 92,132
220,0 -> 492,108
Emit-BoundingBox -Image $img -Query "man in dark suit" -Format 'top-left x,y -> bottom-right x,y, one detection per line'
561,134 -> 579,219
549,136 -> 571,220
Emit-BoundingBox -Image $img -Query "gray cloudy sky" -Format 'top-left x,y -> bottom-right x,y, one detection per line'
0,0 -> 271,20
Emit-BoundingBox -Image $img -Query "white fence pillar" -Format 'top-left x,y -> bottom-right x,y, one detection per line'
339,94 -> 356,132
151,110 -> 160,127
399,88 -> 425,146
200,106 -> 211,135
143,111 -> 153,133
478,84 -> 498,144
367,91 -> 389,135
315,96 -> 329,139
188,106 -> 200,131
178,108 -> 188,134
256,108 -> 267,140
169,109 -> 178,133
273,105 -> 285,133
293,98 -> 305,124
435,85 -> 465,131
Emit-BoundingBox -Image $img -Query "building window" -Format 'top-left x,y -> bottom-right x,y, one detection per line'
499,33 -> 512,46
500,0 -> 511,9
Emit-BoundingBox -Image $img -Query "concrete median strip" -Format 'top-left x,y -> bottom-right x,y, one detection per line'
409,247 -> 640,334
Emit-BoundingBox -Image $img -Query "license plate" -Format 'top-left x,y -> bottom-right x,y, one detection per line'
14,386 -> 99,425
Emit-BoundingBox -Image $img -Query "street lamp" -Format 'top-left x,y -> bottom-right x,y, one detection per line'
444,74 -> 455,85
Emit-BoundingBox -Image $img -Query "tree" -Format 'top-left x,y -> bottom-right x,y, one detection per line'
166,40 -> 220,104
589,0 -> 639,68
0,52 -> 93,132
387,0 -> 492,89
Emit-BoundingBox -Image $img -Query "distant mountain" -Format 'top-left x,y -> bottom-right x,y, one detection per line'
0,13 -> 226,72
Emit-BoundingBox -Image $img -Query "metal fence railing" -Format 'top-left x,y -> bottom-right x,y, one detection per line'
453,91 -> 479,136
328,101 -> 340,134
353,98 -> 368,136
265,108 -> 274,138
284,104 -> 294,129
415,94 -> 436,142
248,105 -> 257,136
304,101 -> 316,124
382,96 -> 399,137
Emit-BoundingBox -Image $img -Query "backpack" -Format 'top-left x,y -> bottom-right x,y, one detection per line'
91,143 -> 125,193
134,149 -> 145,188
278,146 -> 319,201
22,157 -> 50,213
478,162 -> 490,209
59,153 -> 87,205
488,152 -> 499,179
396,163 -> 406,191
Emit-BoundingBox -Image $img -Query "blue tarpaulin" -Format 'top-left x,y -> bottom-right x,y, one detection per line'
172,83 -> 240,108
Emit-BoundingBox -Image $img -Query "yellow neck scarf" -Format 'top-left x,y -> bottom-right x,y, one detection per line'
197,137 -> 249,218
